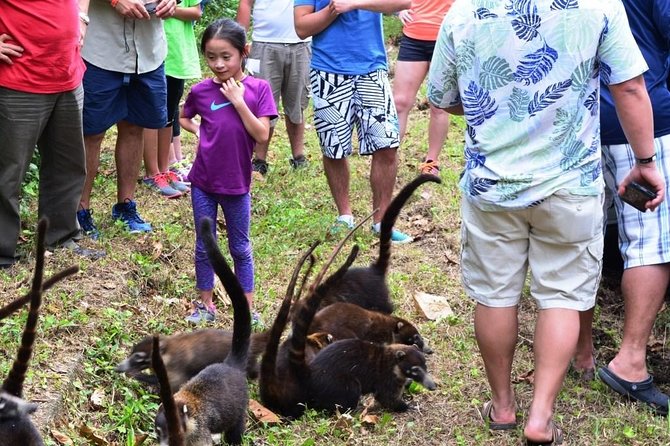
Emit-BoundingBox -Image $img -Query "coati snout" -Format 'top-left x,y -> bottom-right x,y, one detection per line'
395,322 -> 432,354
0,392 -> 38,420
394,346 -> 437,391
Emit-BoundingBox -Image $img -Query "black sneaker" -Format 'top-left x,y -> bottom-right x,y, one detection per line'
289,155 -> 308,169
252,159 -> 268,176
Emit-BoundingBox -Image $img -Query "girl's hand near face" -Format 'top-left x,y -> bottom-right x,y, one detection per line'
220,78 -> 245,107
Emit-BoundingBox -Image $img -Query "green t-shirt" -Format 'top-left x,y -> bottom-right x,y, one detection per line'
163,0 -> 201,79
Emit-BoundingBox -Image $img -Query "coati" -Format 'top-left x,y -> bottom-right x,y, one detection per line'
316,174 -> 441,314
307,340 -> 437,413
308,302 -> 432,353
154,218 -> 251,445
258,241 -> 321,419
152,336 -> 185,446
259,237 -> 360,419
116,328 -> 269,388
0,219 -> 78,446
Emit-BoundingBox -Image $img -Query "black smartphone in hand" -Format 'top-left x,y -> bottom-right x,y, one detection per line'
145,2 -> 157,14
620,181 -> 657,212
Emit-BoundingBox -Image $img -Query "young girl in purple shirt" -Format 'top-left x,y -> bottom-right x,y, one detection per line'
180,18 -> 277,323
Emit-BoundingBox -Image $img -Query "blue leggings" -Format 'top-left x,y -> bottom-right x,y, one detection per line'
191,186 -> 254,293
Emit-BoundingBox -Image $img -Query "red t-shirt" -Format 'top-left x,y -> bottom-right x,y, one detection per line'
0,0 -> 85,93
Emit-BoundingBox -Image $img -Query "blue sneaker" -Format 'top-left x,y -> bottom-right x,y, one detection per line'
390,229 -> 413,244
111,199 -> 152,233
77,208 -> 100,240
372,225 -> 413,244
186,301 -> 216,324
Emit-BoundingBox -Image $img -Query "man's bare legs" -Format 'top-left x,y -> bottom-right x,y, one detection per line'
574,307 -> 596,373
253,117 -> 306,166
80,132 -> 105,210
370,148 -> 397,225
474,304 -> 518,425
115,120 -> 144,203
322,156 -> 352,218
285,118 -> 306,160
524,308 -> 579,443
607,264 -> 670,381
143,126 -> 174,177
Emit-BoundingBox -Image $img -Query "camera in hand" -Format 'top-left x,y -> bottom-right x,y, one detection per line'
145,2 -> 157,14
620,181 -> 657,212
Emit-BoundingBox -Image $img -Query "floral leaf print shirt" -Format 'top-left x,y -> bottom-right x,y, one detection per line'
428,0 -> 648,210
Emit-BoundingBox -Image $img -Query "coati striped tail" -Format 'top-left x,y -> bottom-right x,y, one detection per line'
152,336 -> 184,446
199,218 -> 251,367
375,174 -> 441,274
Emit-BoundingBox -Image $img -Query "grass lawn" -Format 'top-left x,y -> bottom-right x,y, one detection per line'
1,15 -> 669,446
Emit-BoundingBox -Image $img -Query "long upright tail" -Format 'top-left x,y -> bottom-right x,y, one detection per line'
261,241 -> 319,382
287,212 -> 372,371
0,266 -> 78,320
200,218 -> 251,367
288,245 -> 359,370
375,174 -> 441,274
152,336 -> 184,446
2,219 -> 47,398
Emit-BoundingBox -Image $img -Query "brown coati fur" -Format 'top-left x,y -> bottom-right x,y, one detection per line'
259,226 -> 362,419
304,332 -> 334,363
257,241 -> 321,419
154,218 -> 251,445
0,219 -> 78,446
116,329 -> 269,388
307,341 -> 437,413
308,302 -> 432,354
315,174 -> 441,314
152,336 -> 185,446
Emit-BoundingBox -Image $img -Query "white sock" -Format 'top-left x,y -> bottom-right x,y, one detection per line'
336,214 -> 354,226
372,222 -> 381,233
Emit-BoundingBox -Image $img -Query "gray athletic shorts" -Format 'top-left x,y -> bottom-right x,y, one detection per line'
310,68 -> 400,159
250,41 -> 311,125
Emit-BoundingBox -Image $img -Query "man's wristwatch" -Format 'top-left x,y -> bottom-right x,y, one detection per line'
636,154 -> 657,165
79,11 -> 90,26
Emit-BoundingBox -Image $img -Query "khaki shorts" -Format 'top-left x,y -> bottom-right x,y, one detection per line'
249,41 -> 311,125
460,190 -> 604,310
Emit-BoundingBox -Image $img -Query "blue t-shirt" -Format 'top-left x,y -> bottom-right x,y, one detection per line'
294,0 -> 387,75
600,0 -> 670,145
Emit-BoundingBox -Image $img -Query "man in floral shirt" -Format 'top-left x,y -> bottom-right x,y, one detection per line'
428,1 -> 665,443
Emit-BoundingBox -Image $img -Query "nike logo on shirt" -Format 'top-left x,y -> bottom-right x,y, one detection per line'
210,100 -> 232,111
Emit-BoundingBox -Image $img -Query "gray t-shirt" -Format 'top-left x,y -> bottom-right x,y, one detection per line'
82,0 -> 166,74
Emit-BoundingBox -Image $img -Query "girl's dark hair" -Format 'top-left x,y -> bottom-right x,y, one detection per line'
200,18 -> 247,55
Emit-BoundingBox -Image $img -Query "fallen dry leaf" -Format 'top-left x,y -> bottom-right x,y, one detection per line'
134,434 -> 149,446
514,369 -> 535,385
51,429 -> 73,445
79,424 -> 109,446
333,412 -> 354,431
90,388 -> 105,410
361,414 -> 379,425
151,240 -> 163,260
248,399 -> 281,424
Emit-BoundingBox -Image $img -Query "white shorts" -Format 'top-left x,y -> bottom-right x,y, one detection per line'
460,190 -> 603,310
603,135 -> 670,268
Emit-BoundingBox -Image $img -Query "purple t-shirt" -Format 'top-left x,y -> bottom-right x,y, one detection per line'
183,76 -> 277,195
